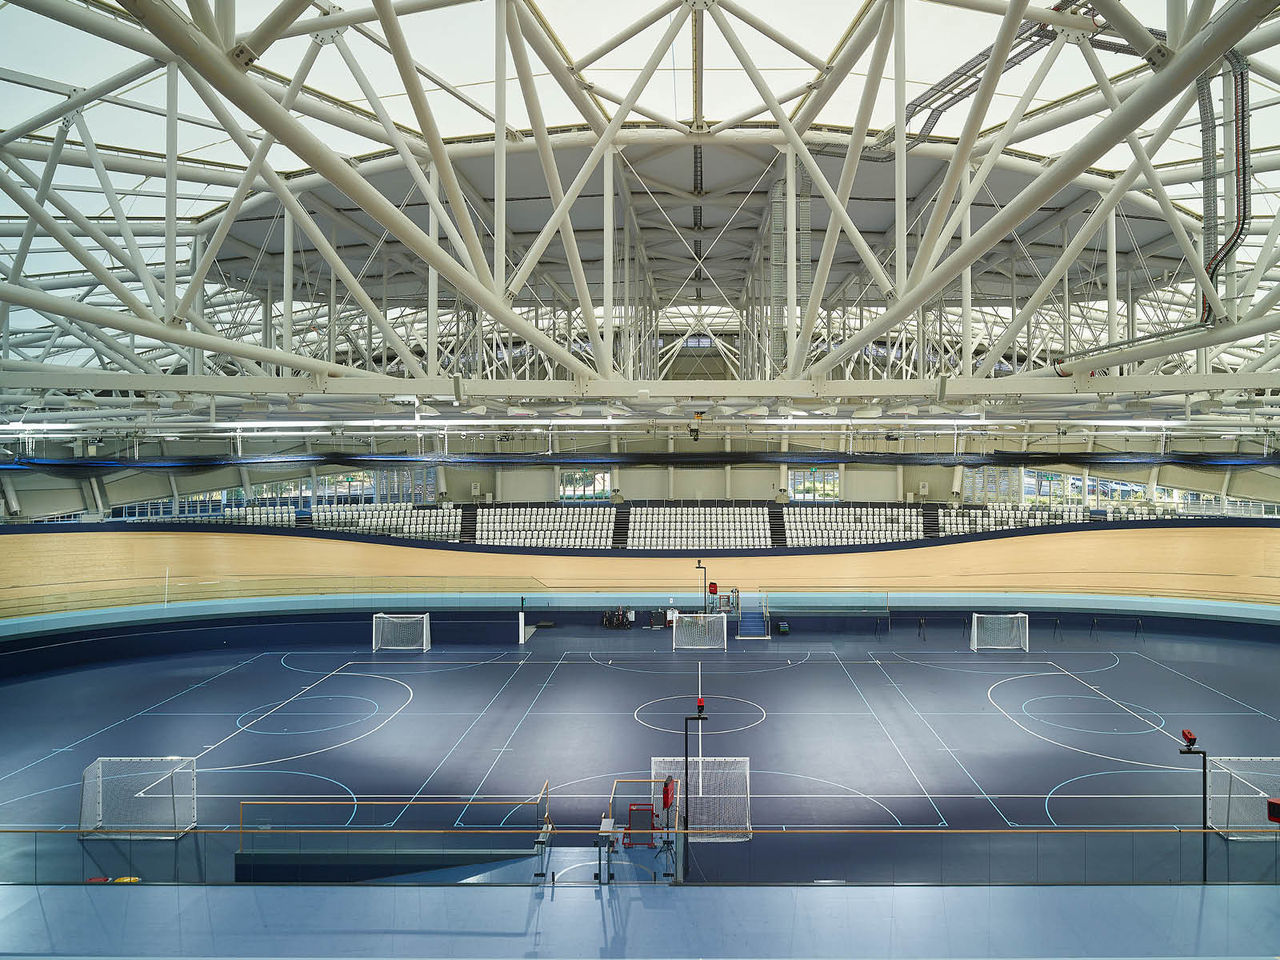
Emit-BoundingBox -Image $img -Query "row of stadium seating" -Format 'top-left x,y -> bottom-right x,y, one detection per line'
477,506 -> 615,549
221,505 -> 297,527
312,503 -> 462,540
628,505 -> 770,550
784,505 -> 924,546
938,504 -> 1087,535
1104,504 -> 1178,521
102,500 -> 1221,549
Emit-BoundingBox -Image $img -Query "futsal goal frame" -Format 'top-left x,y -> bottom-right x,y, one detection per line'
970,612 -> 1030,652
1207,756 -> 1280,841
673,612 -> 728,651
79,756 -> 197,840
372,612 -> 431,652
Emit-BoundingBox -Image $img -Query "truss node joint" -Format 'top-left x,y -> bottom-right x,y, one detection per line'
228,42 -> 261,71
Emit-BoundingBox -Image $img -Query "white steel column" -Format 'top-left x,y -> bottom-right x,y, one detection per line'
961,165 -> 973,375
190,231 -> 204,373
494,0 -> 507,293
893,0 -> 907,295
603,148 -> 615,367
164,61 -> 179,322
785,147 -> 798,350
427,163 -> 440,377
282,208 -> 293,370
1107,207 -> 1118,376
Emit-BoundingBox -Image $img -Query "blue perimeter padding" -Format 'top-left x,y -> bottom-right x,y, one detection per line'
5,589 -> 1280,643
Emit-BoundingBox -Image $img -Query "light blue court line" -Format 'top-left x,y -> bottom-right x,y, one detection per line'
0,652 -> 268,787
199,767 -> 360,827
1043,769 -> 1200,827
1132,651 -> 1280,725
868,653 -> 1013,827
233,695 -> 380,736
1019,695 -> 1167,736
1047,660 -> 1185,748
461,651 -> 568,827
829,652 -> 947,827
387,657 -> 531,828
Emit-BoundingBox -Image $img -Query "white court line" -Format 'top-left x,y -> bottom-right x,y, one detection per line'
830,652 -> 947,826
986,672 -> 1187,773
0,652 -> 268,787
870,653 -> 1012,826
388,657 -> 530,826
192,662 -> 352,762
199,668 -> 414,772
1132,651 -> 1280,725
455,651 -> 567,824
1047,660 -> 1184,746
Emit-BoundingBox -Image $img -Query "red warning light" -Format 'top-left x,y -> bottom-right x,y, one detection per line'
708,582 -> 718,595
697,696 -> 705,713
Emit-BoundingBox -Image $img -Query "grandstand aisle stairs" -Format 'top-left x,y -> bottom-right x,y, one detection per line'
768,503 -> 787,548
459,505 -> 477,544
736,593 -> 770,640
922,504 -> 940,539
611,504 -> 630,549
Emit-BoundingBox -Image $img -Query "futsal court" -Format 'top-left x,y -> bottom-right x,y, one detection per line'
3,610 -> 1279,884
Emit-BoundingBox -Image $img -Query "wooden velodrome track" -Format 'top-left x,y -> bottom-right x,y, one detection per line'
1,525 -> 1278,619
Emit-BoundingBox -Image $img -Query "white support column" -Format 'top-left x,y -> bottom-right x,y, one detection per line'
603,147 -> 615,367
1222,68 -> 1238,323
893,0 -> 907,295
190,232 -> 204,373
1125,272 -> 1136,376
0,475 -> 20,517
667,429 -> 676,500
961,165 -> 973,375
164,61 -> 179,322
785,146 -> 798,350
261,282 -> 273,377
494,0 -> 507,294
723,434 -> 732,500
1102,208 -> 1118,377
1168,0 -> 1187,47
427,163 -> 440,377
282,208 -> 293,372
1060,221 -> 1071,357
214,0 -> 234,45
327,241 -> 337,366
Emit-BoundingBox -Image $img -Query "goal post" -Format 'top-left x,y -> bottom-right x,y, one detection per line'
1208,757 -> 1280,840
651,756 -> 750,842
372,612 -> 431,652
79,757 -> 197,840
673,612 -> 728,651
971,612 -> 1030,652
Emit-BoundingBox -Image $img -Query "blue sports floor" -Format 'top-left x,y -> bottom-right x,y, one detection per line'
3,615 -> 1279,861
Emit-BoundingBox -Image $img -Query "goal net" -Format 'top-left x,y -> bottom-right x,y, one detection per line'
373,612 -> 431,652
1208,757 -> 1280,840
673,612 -> 728,651
79,757 -> 197,840
971,613 -> 1030,652
651,756 -> 750,842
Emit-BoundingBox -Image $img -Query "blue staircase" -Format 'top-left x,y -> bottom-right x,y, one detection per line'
737,593 -> 770,640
